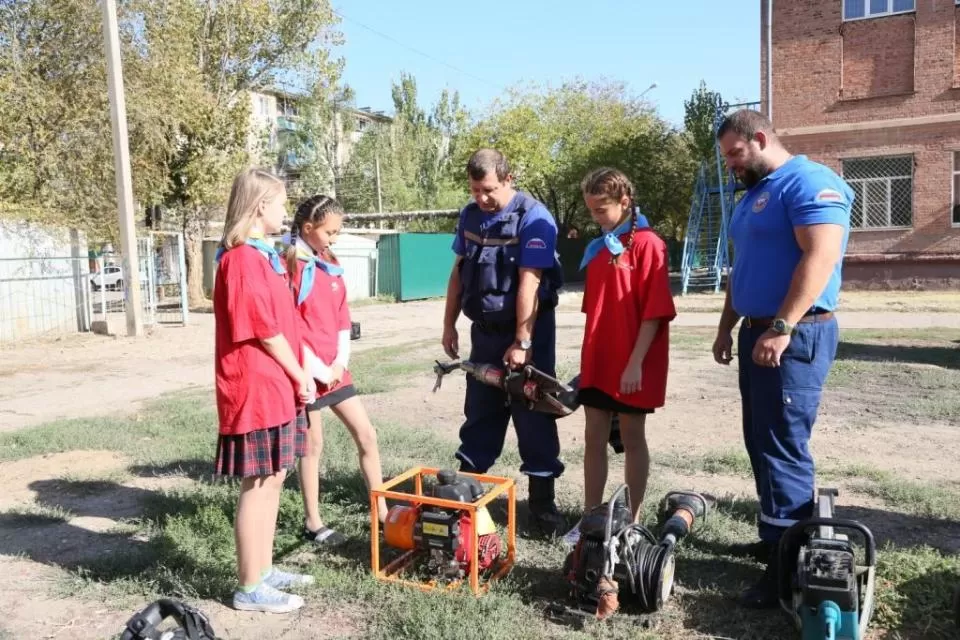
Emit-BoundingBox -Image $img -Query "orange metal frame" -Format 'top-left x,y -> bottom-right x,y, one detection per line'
370,466 -> 516,595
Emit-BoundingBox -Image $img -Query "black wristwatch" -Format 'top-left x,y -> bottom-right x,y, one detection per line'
771,318 -> 794,335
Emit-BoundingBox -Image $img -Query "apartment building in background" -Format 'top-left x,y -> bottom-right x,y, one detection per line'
246,88 -> 392,184
762,0 -> 960,286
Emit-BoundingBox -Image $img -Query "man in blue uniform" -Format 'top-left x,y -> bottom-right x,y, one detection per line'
711,110 -> 853,608
442,148 -> 566,537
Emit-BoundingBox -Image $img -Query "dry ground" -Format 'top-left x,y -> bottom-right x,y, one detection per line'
1,290 -> 959,639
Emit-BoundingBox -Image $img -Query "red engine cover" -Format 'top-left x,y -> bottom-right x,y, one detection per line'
454,513 -> 502,572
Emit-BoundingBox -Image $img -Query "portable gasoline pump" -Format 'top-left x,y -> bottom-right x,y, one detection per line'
778,488 -> 877,640
561,484 -> 709,620
382,469 -> 503,579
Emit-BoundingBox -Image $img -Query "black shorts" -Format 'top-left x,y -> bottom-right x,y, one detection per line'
306,384 -> 357,412
577,387 -> 654,415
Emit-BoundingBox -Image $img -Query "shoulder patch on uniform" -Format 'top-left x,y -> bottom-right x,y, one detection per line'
815,188 -> 845,203
525,238 -> 547,249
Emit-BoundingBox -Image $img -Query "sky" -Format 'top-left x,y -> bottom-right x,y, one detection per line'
330,1 -> 761,128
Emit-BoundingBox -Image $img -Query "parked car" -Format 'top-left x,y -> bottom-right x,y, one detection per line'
90,265 -> 124,291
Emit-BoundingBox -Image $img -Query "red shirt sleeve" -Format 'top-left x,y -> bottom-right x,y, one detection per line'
225,259 -> 281,343
633,233 -> 677,322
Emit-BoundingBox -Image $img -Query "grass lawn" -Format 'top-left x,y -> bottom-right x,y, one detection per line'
1,329 -> 959,638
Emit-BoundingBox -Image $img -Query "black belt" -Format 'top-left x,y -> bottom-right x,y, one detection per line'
474,320 -> 516,335
743,310 -> 834,329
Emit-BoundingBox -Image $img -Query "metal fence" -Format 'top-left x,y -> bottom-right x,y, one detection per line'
0,256 -> 95,342
91,232 -> 189,327
841,155 -> 913,229
1,231 -> 188,344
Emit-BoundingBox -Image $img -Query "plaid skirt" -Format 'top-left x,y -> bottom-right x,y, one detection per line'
215,411 -> 308,478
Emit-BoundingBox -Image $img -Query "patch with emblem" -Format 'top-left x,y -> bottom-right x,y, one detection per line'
815,188 -> 844,203
525,238 -> 547,249
752,191 -> 770,213
331,281 -> 339,291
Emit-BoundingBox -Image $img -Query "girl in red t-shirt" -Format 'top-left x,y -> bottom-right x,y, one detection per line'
564,168 -> 677,545
285,194 -> 388,547
213,168 -> 317,613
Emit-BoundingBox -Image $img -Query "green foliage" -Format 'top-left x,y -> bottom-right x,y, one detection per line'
683,80 -> 724,163
460,78 -> 695,239
339,73 -> 469,213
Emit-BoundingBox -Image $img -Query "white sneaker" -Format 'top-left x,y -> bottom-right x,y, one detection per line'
232,582 -> 305,613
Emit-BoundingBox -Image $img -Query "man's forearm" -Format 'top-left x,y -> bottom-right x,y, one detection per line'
776,252 -> 836,325
444,260 -> 463,329
515,268 -> 542,342
718,284 -> 740,333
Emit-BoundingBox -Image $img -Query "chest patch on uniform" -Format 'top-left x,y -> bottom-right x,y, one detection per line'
331,281 -> 339,291
815,188 -> 844,203
752,191 -> 770,213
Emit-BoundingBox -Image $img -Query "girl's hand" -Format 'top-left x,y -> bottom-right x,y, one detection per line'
298,373 -> 316,404
620,358 -> 642,395
329,364 -> 345,387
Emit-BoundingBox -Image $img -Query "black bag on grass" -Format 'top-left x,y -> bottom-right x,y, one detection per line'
120,598 -> 217,640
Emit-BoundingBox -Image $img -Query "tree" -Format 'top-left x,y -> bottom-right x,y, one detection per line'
0,0 -> 170,241
131,0 -> 344,306
339,73 -> 469,213
683,80 -> 724,163
461,78 -> 690,236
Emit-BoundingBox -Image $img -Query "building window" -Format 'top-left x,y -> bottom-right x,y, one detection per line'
843,0 -> 914,20
842,155 -> 913,229
953,152 -> 960,226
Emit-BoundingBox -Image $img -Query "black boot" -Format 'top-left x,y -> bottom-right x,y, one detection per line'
737,541 -> 780,609
527,476 -> 565,537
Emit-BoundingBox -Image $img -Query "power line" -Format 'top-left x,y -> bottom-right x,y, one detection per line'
333,9 -> 502,91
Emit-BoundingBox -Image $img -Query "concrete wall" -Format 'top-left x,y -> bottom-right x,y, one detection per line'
0,221 -> 91,342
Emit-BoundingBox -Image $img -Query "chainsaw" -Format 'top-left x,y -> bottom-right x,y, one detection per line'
381,469 -> 502,580
557,484 -> 709,621
778,488 -> 877,640
433,360 -> 578,417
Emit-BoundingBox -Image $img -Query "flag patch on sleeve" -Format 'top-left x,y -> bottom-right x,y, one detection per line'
525,238 -> 547,249
815,188 -> 845,203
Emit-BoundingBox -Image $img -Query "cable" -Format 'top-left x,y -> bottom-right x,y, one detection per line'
616,525 -> 674,614
333,9 -> 502,90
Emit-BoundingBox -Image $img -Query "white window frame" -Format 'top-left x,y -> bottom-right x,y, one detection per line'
952,151 -> 960,228
841,155 -> 913,231
842,0 -> 915,22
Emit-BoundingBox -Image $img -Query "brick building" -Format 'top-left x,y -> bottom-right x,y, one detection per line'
762,0 -> 960,287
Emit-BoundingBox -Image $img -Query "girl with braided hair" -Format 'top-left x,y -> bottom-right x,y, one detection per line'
563,168 -> 677,546
286,194 -> 388,547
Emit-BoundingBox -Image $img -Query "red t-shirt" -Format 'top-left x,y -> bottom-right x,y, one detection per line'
213,245 -> 301,435
579,228 -> 677,409
292,257 -> 354,396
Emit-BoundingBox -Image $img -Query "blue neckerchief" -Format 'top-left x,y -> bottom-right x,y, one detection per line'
579,213 -> 650,270
215,237 -> 286,275
295,240 -> 344,306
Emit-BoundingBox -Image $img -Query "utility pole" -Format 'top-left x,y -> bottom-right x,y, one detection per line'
101,0 -> 143,337
375,153 -> 383,213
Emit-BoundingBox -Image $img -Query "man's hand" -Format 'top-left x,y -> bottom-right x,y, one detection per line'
620,356 -> 643,395
712,331 -> 734,365
329,364 -> 345,387
752,330 -> 791,367
503,343 -> 530,370
442,326 -> 459,360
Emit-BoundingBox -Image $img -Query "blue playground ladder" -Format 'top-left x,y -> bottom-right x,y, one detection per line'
680,101 -> 761,294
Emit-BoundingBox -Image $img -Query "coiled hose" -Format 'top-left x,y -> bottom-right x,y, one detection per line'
614,524 -> 675,614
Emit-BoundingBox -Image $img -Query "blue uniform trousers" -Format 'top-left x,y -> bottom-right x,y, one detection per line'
455,307 -> 565,478
737,315 -> 838,542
